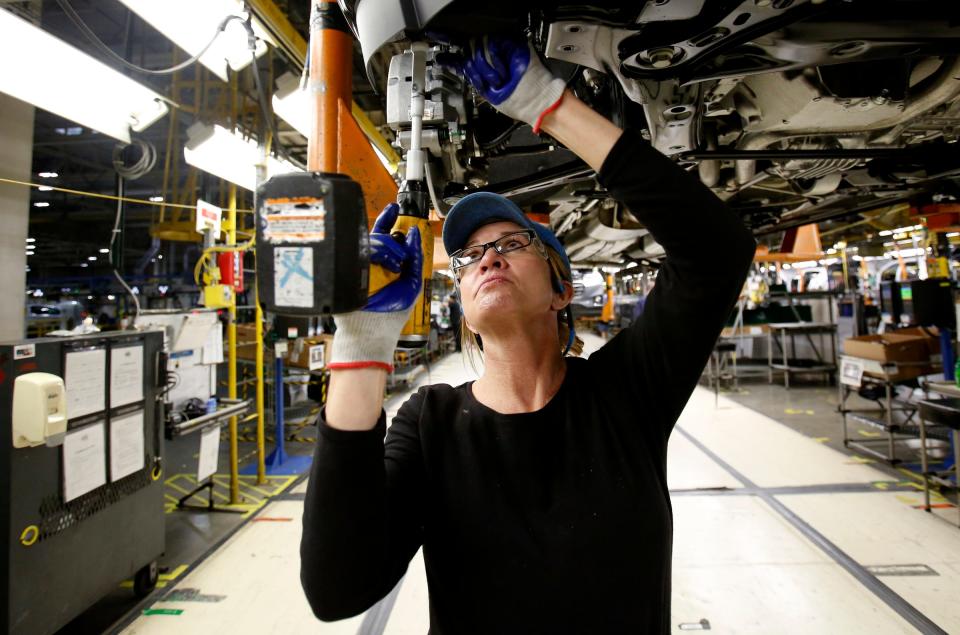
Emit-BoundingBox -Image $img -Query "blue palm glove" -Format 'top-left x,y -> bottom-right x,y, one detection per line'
329,203 -> 423,371
462,37 -> 567,133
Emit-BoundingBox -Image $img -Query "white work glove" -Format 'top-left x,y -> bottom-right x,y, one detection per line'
327,203 -> 422,372
462,37 -> 567,134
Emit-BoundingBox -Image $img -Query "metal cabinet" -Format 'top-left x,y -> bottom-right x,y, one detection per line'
0,331 -> 165,634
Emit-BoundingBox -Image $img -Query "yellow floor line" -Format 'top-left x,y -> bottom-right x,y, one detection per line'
213,476 -> 271,498
237,484 -> 273,499
207,488 -> 232,503
271,475 -> 298,494
163,474 -> 299,519
897,467 -> 924,483
164,474 -> 192,486
240,501 -> 267,519
164,481 -> 197,497
159,564 -> 189,581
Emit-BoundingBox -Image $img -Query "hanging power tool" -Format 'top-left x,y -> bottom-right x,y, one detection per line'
255,43 -> 434,347
255,172 -> 369,315
369,43 -> 434,347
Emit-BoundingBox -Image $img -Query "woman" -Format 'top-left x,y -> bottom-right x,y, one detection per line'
301,38 -> 756,633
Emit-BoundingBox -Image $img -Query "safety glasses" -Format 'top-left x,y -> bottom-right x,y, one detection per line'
449,230 -> 543,273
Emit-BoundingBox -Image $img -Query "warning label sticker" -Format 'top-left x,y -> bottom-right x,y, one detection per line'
274,247 -> 314,308
263,197 -> 326,244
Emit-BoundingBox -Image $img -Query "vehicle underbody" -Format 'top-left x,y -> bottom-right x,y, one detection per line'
338,0 -> 960,264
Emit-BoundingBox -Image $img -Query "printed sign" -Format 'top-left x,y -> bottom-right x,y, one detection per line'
273,247 -> 313,308
195,199 -> 223,236
840,357 -> 865,387
262,197 -> 326,244
308,344 -> 325,371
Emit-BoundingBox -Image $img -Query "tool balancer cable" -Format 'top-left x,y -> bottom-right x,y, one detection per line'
57,1 -> 304,169
112,139 -> 157,180
56,0 -> 245,76
109,139 -> 158,322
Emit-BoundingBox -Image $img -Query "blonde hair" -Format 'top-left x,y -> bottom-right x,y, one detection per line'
458,246 -> 583,372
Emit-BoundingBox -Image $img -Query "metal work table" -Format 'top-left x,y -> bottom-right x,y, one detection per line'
913,387 -> 960,528
768,290 -> 837,324
716,329 -> 772,382
837,355 -> 926,464
767,322 -> 838,388
168,399 -> 252,514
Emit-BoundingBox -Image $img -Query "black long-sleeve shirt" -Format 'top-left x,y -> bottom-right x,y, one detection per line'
301,130 -> 756,633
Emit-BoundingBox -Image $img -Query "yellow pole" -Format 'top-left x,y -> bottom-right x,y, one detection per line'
254,255 -> 267,484
227,184 -> 241,504
841,248 -> 849,290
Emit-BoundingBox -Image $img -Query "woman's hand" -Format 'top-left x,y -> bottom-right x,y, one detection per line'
328,203 -> 422,372
460,37 -> 566,134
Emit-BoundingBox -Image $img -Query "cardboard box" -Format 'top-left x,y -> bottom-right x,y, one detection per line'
286,335 -> 333,371
892,326 -> 941,363
843,327 -> 941,380
842,333 -> 928,364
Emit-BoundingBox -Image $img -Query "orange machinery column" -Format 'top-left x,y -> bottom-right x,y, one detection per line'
307,1 -> 396,218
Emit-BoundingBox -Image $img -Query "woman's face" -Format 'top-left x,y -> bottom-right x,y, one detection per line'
455,221 -> 567,335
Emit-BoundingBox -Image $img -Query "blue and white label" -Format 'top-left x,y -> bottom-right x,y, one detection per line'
274,247 -> 313,308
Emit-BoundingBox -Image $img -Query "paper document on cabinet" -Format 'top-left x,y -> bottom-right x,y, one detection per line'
110,411 -> 145,481
63,422 -> 107,502
65,348 -> 106,419
110,345 -> 144,407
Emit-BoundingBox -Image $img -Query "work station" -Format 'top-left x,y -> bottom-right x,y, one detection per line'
1,1 -> 959,633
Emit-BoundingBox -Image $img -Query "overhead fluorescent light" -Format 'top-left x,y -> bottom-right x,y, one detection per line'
149,196 -> 164,202
272,72 -> 310,135
38,185 -> 53,192
117,0 -> 273,82
184,122 -> 301,191
879,224 -> 924,237
273,72 -> 397,174
99,248 -> 110,254
0,9 -> 168,143
887,247 -> 929,258
25,237 -> 35,243
37,172 -> 58,179
33,202 -> 50,208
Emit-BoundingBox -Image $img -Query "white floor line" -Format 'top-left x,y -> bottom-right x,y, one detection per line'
668,431 -> 745,491
776,492 -> 960,631
678,388 -> 894,487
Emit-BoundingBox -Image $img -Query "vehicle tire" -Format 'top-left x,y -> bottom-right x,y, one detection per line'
133,560 -> 159,598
